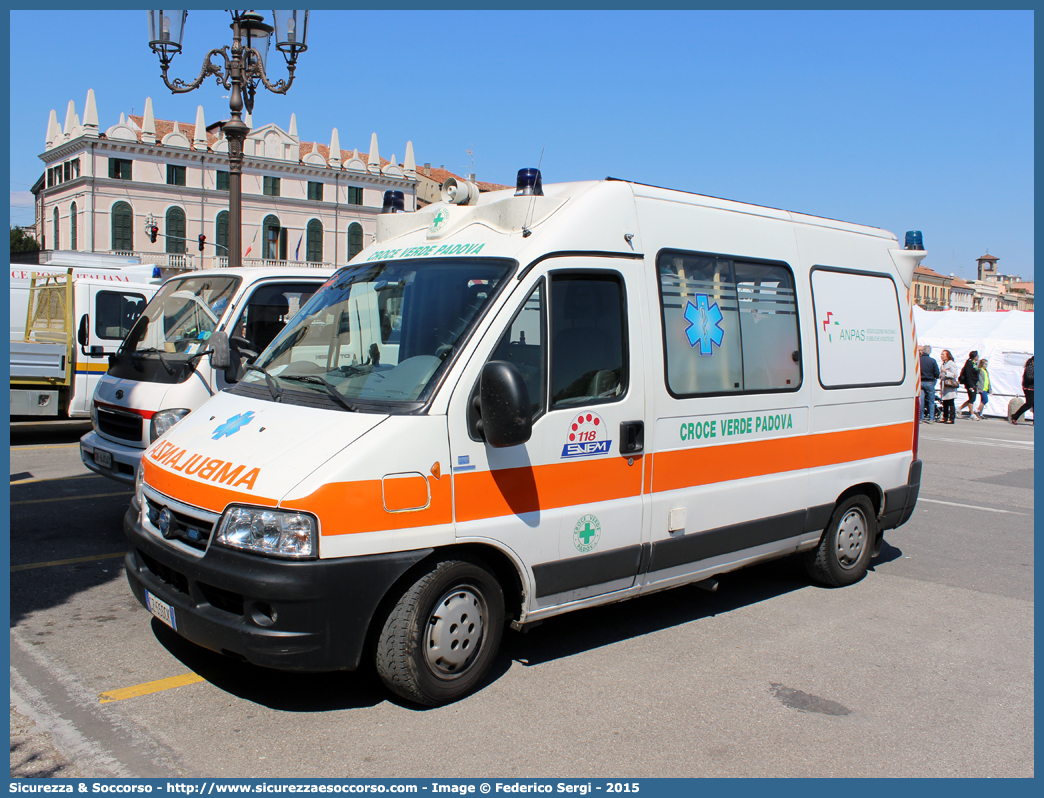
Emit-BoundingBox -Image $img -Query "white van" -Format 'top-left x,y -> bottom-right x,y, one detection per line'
123,173 -> 925,706
11,260 -> 160,418
80,267 -> 333,484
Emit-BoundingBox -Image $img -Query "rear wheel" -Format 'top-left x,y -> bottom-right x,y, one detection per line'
805,495 -> 876,587
375,558 -> 505,706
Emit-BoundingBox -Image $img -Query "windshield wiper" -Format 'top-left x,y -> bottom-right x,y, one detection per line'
131,347 -> 175,375
280,374 -> 358,412
245,363 -> 283,402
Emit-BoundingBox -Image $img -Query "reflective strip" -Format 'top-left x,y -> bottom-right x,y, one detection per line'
287,477 -> 452,536
143,423 -> 913,534
95,399 -> 156,420
74,361 -> 110,374
454,456 -> 643,523
652,422 -> 913,493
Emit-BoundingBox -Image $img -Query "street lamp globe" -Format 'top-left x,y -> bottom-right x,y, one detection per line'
272,10 -> 310,56
147,9 -> 187,60
238,11 -> 272,71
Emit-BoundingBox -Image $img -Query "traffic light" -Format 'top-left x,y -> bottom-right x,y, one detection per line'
198,234 -> 206,252
149,225 -> 158,244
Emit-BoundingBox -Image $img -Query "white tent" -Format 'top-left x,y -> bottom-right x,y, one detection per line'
914,307 -> 1033,419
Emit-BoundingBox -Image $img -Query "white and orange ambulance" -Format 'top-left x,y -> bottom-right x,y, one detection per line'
124,172 -> 925,706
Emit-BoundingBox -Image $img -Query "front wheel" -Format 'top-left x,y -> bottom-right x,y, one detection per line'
375,558 -> 505,706
805,495 -> 876,587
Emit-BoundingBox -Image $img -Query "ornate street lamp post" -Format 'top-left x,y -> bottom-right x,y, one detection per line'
147,10 -> 309,267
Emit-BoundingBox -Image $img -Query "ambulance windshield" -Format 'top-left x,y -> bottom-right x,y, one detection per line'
246,258 -> 512,407
123,275 -> 240,357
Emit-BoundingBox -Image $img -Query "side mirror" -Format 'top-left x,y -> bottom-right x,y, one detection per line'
209,331 -> 230,369
77,314 -> 89,349
479,360 -> 532,448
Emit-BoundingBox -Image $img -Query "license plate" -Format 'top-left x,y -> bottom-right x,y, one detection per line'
145,590 -> 178,631
93,448 -> 112,468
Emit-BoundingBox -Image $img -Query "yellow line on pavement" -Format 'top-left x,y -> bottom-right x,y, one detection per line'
11,492 -> 131,506
11,474 -> 106,485
11,552 -> 126,571
12,443 -> 82,451
99,673 -> 205,704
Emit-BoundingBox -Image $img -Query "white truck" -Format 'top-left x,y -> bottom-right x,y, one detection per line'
80,267 -> 333,484
11,254 -> 161,418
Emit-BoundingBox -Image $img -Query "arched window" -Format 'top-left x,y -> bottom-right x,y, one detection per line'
166,207 -> 186,254
347,222 -> 364,260
306,219 -> 323,263
215,211 -> 229,259
263,214 -> 286,260
69,202 -> 77,250
111,202 -> 133,252
53,207 -> 59,250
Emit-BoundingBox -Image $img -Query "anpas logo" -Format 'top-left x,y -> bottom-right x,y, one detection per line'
821,311 -> 839,342
561,412 -> 612,458
684,294 -> 725,355
821,311 -> 868,343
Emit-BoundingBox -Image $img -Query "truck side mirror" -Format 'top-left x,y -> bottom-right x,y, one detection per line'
209,331 -> 230,369
479,360 -> 532,448
77,314 -> 89,348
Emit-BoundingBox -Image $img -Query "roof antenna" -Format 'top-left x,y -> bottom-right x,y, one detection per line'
522,145 -> 545,238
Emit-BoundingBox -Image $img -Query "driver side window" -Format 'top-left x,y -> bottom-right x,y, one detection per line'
482,270 -> 629,423
489,280 -> 545,420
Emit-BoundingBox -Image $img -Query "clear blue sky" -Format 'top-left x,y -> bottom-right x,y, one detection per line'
9,9 -> 1034,281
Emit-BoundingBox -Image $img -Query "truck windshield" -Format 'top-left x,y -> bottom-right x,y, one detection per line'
123,275 -> 240,357
247,258 -> 512,406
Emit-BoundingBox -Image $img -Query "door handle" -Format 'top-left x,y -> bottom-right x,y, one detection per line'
619,421 -> 644,455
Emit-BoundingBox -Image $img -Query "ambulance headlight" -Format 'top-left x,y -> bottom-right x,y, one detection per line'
215,506 -> 318,559
135,464 -> 145,507
150,408 -> 191,442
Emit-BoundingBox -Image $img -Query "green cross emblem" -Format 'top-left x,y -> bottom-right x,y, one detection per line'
573,514 -> 601,553
577,521 -> 597,545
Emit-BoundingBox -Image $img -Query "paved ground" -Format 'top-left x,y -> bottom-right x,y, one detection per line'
9,415 -> 1034,778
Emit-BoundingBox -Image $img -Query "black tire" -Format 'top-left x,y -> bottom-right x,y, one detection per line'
805,495 -> 876,587
375,558 -> 505,706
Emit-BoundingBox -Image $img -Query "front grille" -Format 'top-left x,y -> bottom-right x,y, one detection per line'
138,550 -> 190,596
198,582 -> 244,616
144,496 -> 214,552
98,406 -> 143,442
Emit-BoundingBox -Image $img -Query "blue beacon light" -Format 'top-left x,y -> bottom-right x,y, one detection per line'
382,190 -> 405,214
515,168 -> 543,197
904,231 -> 924,251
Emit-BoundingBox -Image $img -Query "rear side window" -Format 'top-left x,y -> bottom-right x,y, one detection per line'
811,267 -> 905,388
657,250 -> 801,396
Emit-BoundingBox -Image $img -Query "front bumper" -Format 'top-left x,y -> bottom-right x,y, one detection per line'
879,459 -> 922,531
123,497 -> 432,671
80,430 -> 143,485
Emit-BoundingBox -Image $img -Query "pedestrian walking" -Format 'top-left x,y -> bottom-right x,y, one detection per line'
919,344 -> 940,423
958,350 -> 980,417
939,349 -> 959,424
1011,355 -> 1034,425
973,358 -> 991,419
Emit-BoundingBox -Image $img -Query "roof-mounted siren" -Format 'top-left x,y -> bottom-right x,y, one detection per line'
515,168 -> 543,197
381,190 -> 405,214
904,231 -> 924,251
441,177 -> 479,206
